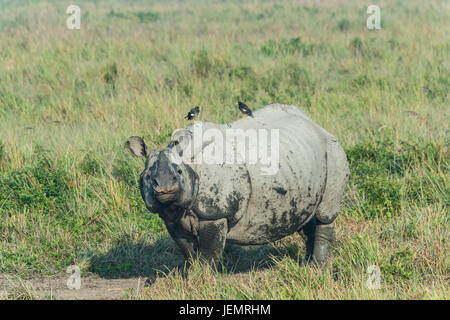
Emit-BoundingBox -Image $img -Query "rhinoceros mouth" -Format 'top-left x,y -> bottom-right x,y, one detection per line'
155,190 -> 179,204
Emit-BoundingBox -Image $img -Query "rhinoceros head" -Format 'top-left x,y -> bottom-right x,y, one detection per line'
125,135 -> 199,213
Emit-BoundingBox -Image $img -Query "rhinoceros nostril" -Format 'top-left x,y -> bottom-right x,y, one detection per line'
153,179 -> 159,187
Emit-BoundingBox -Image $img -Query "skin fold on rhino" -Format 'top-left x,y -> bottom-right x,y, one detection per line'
126,103 -> 350,267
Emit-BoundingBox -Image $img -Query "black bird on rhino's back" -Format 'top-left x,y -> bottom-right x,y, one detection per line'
236,101 -> 254,118
185,106 -> 200,121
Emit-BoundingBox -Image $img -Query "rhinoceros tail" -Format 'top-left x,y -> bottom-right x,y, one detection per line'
314,138 -> 350,224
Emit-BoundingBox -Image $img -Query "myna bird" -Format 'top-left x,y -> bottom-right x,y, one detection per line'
236,101 -> 254,118
185,106 -> 200,121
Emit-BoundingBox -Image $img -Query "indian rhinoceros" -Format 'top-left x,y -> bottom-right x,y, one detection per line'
126,103 -> 350,266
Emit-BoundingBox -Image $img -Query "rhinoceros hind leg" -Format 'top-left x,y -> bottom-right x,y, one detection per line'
299,219 -> 334,266
311,220 -> 334,265
298,217 -> 316,262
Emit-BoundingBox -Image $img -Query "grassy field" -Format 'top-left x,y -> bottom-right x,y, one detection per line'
0,0 -> 448,299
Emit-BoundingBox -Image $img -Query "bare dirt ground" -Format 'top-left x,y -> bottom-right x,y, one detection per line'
0,245 -> 272,300
0,274 -> 148,300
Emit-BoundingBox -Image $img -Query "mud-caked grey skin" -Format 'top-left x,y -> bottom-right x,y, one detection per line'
126,104 -> 350,267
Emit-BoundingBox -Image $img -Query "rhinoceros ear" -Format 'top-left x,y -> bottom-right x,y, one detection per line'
125,136 -> 150,157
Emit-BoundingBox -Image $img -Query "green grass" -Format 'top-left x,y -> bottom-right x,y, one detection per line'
0,0 -> 448,299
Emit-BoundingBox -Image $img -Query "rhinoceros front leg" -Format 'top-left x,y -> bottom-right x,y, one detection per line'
298,217 -> 334,265
165,220 -> 198,261
198,218 -> 228,266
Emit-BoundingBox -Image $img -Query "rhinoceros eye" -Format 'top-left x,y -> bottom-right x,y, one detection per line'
177,169 -> 182,174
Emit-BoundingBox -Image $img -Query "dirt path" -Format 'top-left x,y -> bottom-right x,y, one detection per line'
0,274 -> 148,300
